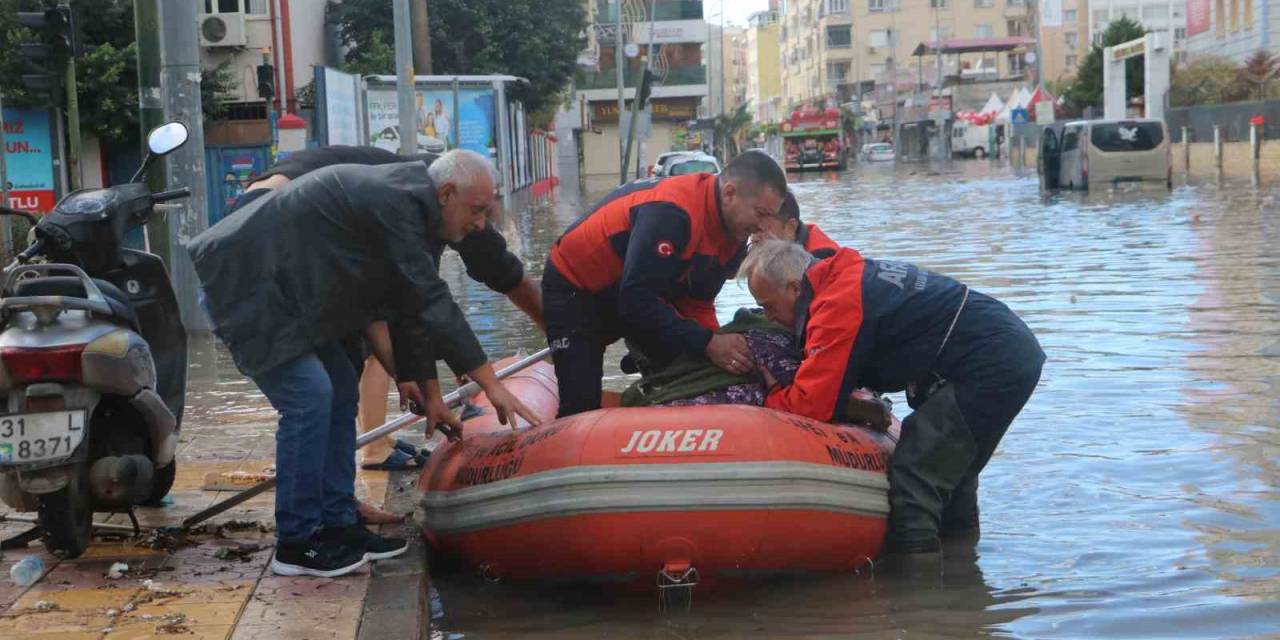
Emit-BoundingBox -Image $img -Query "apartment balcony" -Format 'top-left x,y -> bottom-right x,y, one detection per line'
576,63 -> 709,101
595,0 -> 703,22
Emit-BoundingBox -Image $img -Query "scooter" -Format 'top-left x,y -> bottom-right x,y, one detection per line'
0,122 -> 192,557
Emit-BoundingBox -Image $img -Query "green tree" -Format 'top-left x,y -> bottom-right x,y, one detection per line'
0,0 -> 228,144
1170,54 -> 1248,106
1063,17 -> 1148,115
1235,50 -> 1278,100
714,101 -> 753,159
328,0 -> 586,115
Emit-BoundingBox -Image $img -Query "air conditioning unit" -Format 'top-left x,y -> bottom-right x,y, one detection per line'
199,13 -> 247,48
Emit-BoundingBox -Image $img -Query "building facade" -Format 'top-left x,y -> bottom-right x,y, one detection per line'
725,27 -> 752,114
574,0 -> 711,176
747,7 -> 784,123
1040,0 -> 1092,83
779,0 -> 1038,113
1184,0 -> 1277,63
779,0 -> 856,109
1088,0 -> 1188,57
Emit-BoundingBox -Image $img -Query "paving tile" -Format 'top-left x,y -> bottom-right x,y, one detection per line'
0,605 -> 113,635
251,575 -> 368,600
118,600 -> 244,626
14,583 -> 140,612
232,620 -> 359,640
104,620 -> 234,639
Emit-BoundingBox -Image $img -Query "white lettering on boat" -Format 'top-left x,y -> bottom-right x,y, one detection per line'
619,429 -> 724,455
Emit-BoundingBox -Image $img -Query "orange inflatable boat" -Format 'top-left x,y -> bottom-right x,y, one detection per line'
417,358 -> 900,586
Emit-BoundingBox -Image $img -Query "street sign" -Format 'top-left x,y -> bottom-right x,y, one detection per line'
1035,101 -> 1055,124
624,43 -> 640,58
1011,107 -> 1030,125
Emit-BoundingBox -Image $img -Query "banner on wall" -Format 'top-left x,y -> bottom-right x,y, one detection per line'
1186,0 -> 1211,36
1,108 -> 55,212
365,87 -> 497,164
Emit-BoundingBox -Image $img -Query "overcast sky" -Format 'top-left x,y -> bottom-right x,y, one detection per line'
706,0 -> 772,26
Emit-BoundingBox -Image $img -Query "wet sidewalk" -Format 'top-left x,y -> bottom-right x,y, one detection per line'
0,406 -> 428,639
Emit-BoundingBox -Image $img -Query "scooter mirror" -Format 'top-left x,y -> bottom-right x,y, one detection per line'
147,122 -> 189,156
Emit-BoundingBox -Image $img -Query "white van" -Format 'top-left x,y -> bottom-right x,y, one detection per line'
951,122 -> 990,158
1048,119 -> 1170,190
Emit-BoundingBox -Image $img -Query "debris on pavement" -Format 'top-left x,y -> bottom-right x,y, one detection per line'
106,562 -> 130,579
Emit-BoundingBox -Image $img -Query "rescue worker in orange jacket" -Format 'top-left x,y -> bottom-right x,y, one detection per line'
739,240 -> 1044,554
753,190 -> 840,258
544,151 -> 789,417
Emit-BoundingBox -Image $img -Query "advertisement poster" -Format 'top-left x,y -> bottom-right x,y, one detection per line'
1,108 -> 55,212
322,67 -> 362,146
366,87 -> 496,164
1186,0 -> 1211,36
216,147 -> 268,221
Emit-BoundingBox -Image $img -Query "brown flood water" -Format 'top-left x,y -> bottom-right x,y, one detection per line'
188,161 -> 1280,638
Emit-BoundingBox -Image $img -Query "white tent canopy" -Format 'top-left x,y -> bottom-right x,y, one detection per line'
979,93 -> 1004,115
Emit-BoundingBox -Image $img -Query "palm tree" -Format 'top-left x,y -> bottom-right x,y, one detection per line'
715,102 -> 754,160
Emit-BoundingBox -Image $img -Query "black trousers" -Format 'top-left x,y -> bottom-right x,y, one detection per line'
542,263 -> 626,418
888,327 -> 1045,547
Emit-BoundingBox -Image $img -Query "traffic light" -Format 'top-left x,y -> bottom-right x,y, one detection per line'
256,63 -> 276,101
16,5 -> 77,94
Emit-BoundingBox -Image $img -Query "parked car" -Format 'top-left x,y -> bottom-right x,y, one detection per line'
1040,119 -> 1171,190
859,143 -> 895,162
662,153 -> 721,176
648,151 -> 699,177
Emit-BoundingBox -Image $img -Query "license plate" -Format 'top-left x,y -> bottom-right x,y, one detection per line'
0,410 -> 87,464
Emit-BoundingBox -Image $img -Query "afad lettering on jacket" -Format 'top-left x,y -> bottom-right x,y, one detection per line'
619,428 -> 724,455
876,261 -> 911,290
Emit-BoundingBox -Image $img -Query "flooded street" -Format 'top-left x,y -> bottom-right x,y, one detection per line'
190,162 -> 1280,638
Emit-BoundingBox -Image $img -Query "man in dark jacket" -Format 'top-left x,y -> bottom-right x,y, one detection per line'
752,191 -> 840,258
739,240 -> 1044,555
188,150 -> 540,578
240,145 -> 543,482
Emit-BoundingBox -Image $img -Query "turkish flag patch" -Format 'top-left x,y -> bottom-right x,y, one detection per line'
656,240 -> 675,257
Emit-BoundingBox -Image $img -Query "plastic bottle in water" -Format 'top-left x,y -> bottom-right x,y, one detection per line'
9,555 -> 44,587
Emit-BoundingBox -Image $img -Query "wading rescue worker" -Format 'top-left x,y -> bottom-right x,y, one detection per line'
242,145 -> 543,482
738,240 -> 1044,555
752,190 -> 840,258
188,150 -> 541,578
544,150 -> 788,417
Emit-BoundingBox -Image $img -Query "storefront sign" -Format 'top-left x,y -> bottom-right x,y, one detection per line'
1186,0 -> 1211,36
592,98 -> 698,123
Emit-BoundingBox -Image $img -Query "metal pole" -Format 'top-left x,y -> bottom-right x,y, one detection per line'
0,92 -> 11,260
158,0 -> 211,331
393,0 -> 417,156
621,56 -> 644,185
64,56 -> 82,191
134,0 -> 169,267
616,0 -> 626,177
451,77 -> 461,149
262,49 -> 278,161
410,0 -> 432,74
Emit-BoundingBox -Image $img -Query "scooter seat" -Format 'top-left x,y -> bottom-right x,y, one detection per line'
12,276 -> 140,331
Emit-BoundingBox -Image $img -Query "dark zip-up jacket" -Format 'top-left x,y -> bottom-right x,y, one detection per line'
260,146 -> 524,293
187,161 -> 487,381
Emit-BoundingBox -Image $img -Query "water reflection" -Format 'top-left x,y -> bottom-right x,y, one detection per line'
430,538 -> 1038,639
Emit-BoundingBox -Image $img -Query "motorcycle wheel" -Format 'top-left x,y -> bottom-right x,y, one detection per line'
143,460 -> 176,506
38,458 -> 94,558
